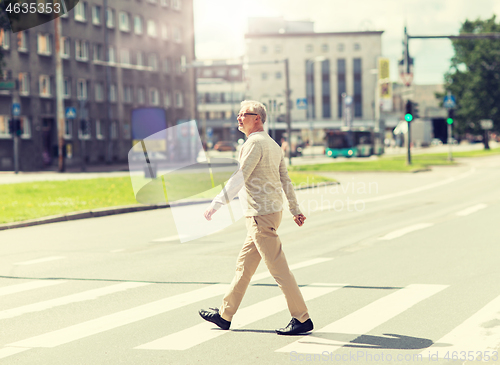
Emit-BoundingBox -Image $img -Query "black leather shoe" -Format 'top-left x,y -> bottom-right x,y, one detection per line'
275,318 -> 313,335
198,307 -> 231,330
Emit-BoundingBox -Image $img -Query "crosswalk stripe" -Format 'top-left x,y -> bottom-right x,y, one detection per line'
0,282 -> 150,320
456,203 -> 487,217
13,256 -> 66,266
135,283 -> 347,351
378,223 -> 433,240
420,294 -> 500,359
276,284 -> 448,354
0,347 -> 30,359
1,257 -> 326,355
0,280 -> 67,297
251,258 -> 332,282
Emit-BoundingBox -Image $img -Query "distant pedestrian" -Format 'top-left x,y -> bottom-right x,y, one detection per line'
200,100 -> 312,335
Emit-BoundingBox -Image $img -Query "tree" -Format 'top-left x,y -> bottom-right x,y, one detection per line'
441,15 -> 500,149
0,2 -> 15,76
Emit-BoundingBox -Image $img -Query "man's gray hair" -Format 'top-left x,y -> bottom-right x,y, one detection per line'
241,100 -> 267,123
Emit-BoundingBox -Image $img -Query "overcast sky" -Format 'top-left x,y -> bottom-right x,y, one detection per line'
193,0 -> 500,85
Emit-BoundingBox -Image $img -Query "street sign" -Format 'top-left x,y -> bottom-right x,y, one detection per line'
0,81 -> 15,90
296,98 -> 307,110
480,119 -> 493,130
206,127 -> 213,137
12,103 -> 20,117
65,107 -> 77,120
443,94 -> 456,109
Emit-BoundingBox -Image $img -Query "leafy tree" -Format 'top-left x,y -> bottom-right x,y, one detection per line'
0,2 -> 14,76
441,15 -> 500,149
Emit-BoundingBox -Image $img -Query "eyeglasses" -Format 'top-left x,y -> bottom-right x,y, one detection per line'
237,113 -> 258,118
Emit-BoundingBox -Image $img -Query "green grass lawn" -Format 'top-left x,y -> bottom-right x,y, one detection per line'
291,147 -> 500,173
0,172 -> 335,224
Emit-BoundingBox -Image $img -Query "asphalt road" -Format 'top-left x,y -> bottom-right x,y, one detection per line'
0,155 -> 499,365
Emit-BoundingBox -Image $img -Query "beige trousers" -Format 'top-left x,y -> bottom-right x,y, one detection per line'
219,211 -> 310,323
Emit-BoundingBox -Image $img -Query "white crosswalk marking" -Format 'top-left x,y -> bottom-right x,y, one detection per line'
456,203 -> 487,217
135,283 -> 347,351
13,256 -> 66,265
0,282 -> 150,320
0,257 -> 330,360
420,294 -> 500,360
276,284 -> 449,354
378,223 -> 434,240
0,280 -> 67,297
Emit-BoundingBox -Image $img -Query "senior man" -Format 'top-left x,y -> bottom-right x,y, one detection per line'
199,100 -> 312,335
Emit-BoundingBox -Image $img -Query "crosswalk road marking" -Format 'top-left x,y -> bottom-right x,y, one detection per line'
0,280 -> 67,297
0,282 -> 150,320
135,283 -> 347,351
456,203 -> 487,217
276,284 -> 449,354
420,294 -> 500,360
378,223 -> 434,240
0,257 -> 331,360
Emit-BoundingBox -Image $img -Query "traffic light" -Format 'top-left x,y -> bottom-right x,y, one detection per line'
447,109 -> 454,125
412,102 -> 420,119
8,119 -> 14,134
80,119 -> 88,135
404,100 -> 413,122
15,119 -> 21,136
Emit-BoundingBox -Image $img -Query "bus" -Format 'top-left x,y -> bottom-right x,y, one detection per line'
325,129 -> 373,158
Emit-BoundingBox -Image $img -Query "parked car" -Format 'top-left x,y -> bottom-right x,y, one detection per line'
213,141 -> 237,152
431,138 -> 443,146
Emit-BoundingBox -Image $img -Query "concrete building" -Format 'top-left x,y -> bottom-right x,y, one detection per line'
0,0 -> 196,171
194,59 -> 245,146
244,17 -> 383,144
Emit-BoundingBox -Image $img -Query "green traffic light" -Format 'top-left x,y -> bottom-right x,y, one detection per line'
405,113 -> 413,122
447,118 -> 453,125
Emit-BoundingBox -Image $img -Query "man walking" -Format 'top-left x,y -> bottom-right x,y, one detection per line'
200,100 -> 313,335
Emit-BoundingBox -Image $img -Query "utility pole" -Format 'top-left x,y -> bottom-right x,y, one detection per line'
284,58 -> 292,166
104,0 -> 113,164
11,81 -> 20,174
54,16 -> 65,172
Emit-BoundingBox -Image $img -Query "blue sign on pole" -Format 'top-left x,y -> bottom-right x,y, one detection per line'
296,98 -> 308,110
12,103 -> 20,117
443,95 -> 456,109
65,107 -> 77,119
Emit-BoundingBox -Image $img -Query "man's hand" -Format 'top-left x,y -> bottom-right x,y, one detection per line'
204,208 -> 217,221
293,214 -> 306,227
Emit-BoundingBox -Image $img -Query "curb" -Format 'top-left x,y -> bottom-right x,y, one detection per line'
0,182 -> 338,231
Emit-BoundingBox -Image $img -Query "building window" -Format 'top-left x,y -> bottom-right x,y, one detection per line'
138,87 -> 145,104
354,43 -> 361,51
108,46 -> 115,63
39,75 -> 51,97
0,115 -> 10,136
261,45 -> 267,54
75,40 -> 89,61
261,72 -> 268,81
175,91 -> 183,108
17,31 -> 28,52
37,33 -> 51,55
337,59 -> 346,118
147,20 -> 157,37
120,49 -> 130,64
161,0 -> 168,6
109,84 -> 117,102
64,119 -> 73,138
119,11 -> 130,32
305,60 -> 315,119
93,44 -> 103,61
161,24 -> 168,40
79,120 -> 91,139
173,27 -> 181,43
275,45 -> 282,53
149,53 -> 158,71
136,51 -> 144,67
353,58 -> 362,117
147,0 -> 158,4
96,120 -> 104,139
92,5 -> 102,25
18,73 -> 29,96
172,0 -> 181,10
123,85 -> 133,103
134,15 -> 143,35
106,8 -> 115,28
230,68 -> 240,77
275,72 -> 282,80
77,79 -> 87,100
149,88 -> 159,106
321,59 -> 331,118
175,59 -> 182,75
63,78 -> 71,98
95,82 -> 104,101
321,44 -> 329,52
19,116 -> 31,138
305,44 -> 313,52
163,58 -> 170,74
61,37 -> 70,58
110,121 -> 118,140
337,43 -> 345,52
0,29 -> 10,50
74,1 -> 87,22
163,92 -> 171,107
